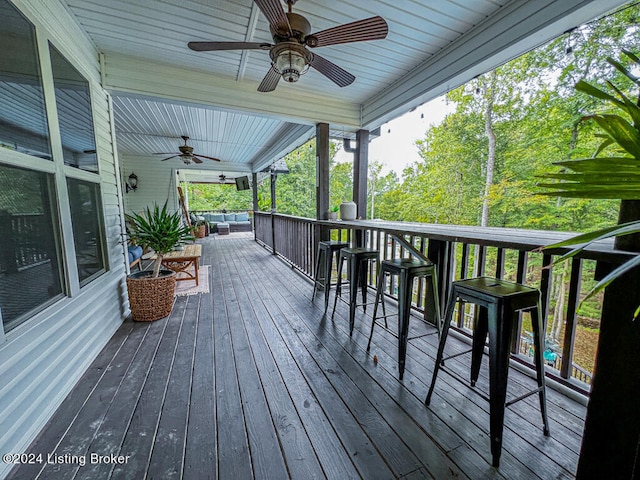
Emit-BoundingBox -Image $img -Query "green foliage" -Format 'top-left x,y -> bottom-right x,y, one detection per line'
329,160 -> 353,211
186,182 -> 252,211
0,166 -> 44,214
539,51 -> 640,316
274,140 -> 319,217
378,5 -> 639,232
538,52 -> 640,198
126,202 -> 193,277
257,191 -> 270,211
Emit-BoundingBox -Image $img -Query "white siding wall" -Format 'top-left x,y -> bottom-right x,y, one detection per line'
122,156 -> 180,215
0,2 -> 128,477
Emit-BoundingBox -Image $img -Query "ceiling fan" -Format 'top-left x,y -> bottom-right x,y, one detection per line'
188,0 -> 388,92
218,173 -> 234,184
153,136 -> 221,165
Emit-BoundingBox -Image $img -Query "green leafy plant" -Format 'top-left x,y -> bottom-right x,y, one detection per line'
331,205 -> 339,212
537,51 -> 640,316
257,192 -> 270,211
126,202 -> 194,278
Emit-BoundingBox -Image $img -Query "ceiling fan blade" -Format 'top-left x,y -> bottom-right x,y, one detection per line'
195,154 -> 222,162
153,152 -> 178,155
309,53 -> 355,87
254,0 -> 291,35
257,66 -> 281,92
309,16 -> 388,48
192,156 -> 204,164
160,155 -> 179,161
188,41 -> 272,51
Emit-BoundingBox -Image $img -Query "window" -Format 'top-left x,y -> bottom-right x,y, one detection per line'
49,43 -> 98,172
0,164 -> 64,331
0,0 -> 108,332
67,178 -> 106,285
0,0 -> 51,159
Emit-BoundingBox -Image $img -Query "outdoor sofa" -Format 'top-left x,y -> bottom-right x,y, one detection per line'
201,212 -> 252,233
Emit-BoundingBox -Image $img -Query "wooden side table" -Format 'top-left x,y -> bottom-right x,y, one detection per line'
150,244 -> 202,286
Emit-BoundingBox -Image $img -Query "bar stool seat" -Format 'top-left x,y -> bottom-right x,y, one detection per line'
367,258 -> 441,380
425,276 -> 550,468
331,247 -> 380,336
312,240 -> 349,314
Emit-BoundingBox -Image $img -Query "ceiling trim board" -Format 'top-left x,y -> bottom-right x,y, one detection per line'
103,54 -> 363,128
251,123 -> 315,172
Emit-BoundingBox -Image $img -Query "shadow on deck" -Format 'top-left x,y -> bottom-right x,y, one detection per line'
8,233 -> 586,480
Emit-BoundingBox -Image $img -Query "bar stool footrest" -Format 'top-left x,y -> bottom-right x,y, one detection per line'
441,348 -> 474,363
433,365 -> 491,403
504,386 -> 544,407
334,295 -> 378,309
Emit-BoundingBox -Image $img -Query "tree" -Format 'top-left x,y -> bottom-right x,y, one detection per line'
538,51 -> 640,312
366,161 -> 399,219
329,160 -> 353,211
185,183 -> 252,211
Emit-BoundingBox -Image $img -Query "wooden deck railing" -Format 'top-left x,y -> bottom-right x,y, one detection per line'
0,213 -> 49,273
254,211 -> 636,395
254,212 -> 316,273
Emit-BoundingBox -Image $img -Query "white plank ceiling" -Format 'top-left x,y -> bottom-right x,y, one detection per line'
61,0 -> 628,173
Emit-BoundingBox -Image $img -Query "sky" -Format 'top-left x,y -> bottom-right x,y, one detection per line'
334,95 -> 455,177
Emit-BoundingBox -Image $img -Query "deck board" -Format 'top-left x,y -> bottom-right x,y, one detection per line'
8,233 -> 587,480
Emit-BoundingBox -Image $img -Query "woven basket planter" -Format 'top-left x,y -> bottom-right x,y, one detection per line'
126,269 -> 176,321
194,225 -> 206,238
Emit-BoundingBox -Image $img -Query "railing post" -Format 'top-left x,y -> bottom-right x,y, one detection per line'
560,258 -> 582,379
353,129 -> 369,221
428,239 -> 451,321
0,213 -> 17,273
511,250 -> 529,353
577,199 -> 640,479
251,173 -> 258,241
271,212 -> 277,255
539,254 -> 553,331
316,122 -> 330,242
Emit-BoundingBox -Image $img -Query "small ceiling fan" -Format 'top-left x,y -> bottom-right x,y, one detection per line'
218,173 -> 234,184
153,136 -> 221,165
188,0 -> 388,92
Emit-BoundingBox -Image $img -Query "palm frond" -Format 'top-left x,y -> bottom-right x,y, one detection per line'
552,156 -> 640,172
590,114 -> 640,158
537,52 -> 640,319
580,255 -> 640,319
575,80 -> 623,107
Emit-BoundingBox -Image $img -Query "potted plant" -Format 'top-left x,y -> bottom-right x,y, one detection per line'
193,219 -> 207,238
125,202 -> 194,321
327,205 -> 339,220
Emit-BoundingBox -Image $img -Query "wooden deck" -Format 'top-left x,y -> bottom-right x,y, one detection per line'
8,233 -> 586,480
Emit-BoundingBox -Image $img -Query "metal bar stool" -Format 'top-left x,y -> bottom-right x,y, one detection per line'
367,258 -> 441,380
425,277 -> 550,468
331,247 -> 380,336
312,240 -> 349,314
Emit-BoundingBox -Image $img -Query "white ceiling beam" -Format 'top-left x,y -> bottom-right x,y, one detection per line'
102,53 -> 362,129
237,2 -> 261,82
362,0 -> 627,129
250,123 -> 315,172
124,154 -> 251,174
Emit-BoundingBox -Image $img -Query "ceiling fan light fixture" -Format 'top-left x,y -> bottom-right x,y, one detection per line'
271,43 -> 310,83
182,153 -> 193,165
277,49 -> 307,82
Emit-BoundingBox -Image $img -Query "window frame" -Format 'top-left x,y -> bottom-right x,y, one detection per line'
0,1 -> 110,336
